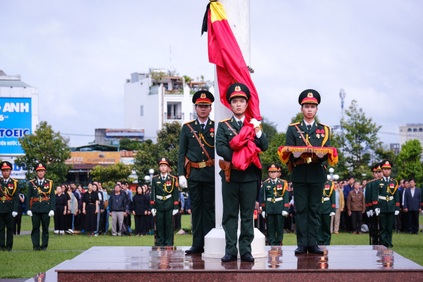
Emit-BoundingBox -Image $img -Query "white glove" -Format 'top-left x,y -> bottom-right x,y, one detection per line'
282,211 -> 289,217
261,211 -> 266,218
394,210 -> 399,216
172,209 -> 179,215
375,208 -> 380,216
48,210 -> 55,217
329,212 -> 335,217
250,118 -> 261,129
179,176 -> 187,189
151,209 -> 157,217
366,210 -> 374,217
12,211 -> 18,217
27,210 -> 33,217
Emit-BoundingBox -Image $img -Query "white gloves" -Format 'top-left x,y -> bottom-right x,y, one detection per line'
12,211 -> 18,217
172,209 -> 179,216
375,208 -> 380,216
48,210 -> 55,217
329,212 -> 335,217
27,210 -> 33,217
394,210 -> 400,216
282,211 -> 289,217
151,209 -> 157,217
366,210 -> 374,217
261,211 -> 266,218
250,118 -> 261,128
179,176 -> 187,189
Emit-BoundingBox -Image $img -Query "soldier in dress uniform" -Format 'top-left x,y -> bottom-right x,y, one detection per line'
150,158 -> 180,246
216,83 -> 268,263
365,163 -> 383,245
318,180 -> 336,245
260,163 -> 290,246
285,89 -> 331,255
0,161 -> 19,251
178,90 -> 215,255
372,160 -> 399,248
26,163 -> 55,251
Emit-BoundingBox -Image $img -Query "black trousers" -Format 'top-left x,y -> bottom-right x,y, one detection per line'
0,213 -> 14,250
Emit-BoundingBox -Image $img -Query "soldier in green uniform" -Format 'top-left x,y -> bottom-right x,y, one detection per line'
150,158 -> 180,246
216,83 -> 268,263
260,163 -> 290,246
26,163 -> 55,251
178,90 -> 215,255
0,161 -> 19,251
372,160 -> 399,248
365,163 -> 382,245
285,89 -> 331,255
318,180 -> 336,245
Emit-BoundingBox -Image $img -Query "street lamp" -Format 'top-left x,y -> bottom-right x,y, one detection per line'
129,170 -> 138,183
327,167 -> 339,181
144,175 -> 150,184
149,168 -> 154,185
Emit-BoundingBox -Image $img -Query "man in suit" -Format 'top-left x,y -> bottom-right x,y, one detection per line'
403,178 -> 422,234
285,89 -> 332,255
216,82 -> 268,263
178,90 -> 215,255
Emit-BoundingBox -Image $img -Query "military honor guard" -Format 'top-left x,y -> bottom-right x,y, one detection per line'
150,158 -> 180,246
318,180 -> 336,245
216,83 -> 268,263
0,161 -> 19,251
26,163 -> 55,251
372,160 -> 399,248
365,163 -> 383,245
178,90 -> 215,255
260,164 -> 290,246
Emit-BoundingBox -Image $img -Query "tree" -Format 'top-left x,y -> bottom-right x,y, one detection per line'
261,116 -> 278,144
396,140 -> 423,184
260,132 -> 289,180
90,163 -> 132,189
133,141 -> 160,181
15,121 -> 71,184
119,138 -> 142,151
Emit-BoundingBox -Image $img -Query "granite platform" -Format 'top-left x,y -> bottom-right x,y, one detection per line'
29,245 -> 423,281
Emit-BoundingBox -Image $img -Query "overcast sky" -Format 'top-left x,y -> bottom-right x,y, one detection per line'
1,0 -> 422,147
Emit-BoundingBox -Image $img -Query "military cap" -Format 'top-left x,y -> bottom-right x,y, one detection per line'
381,160 -> 393,169
298,89 -> 321,105
1,161 -> 12,170
372,163 -> 382,172
192,90 -> 214,105
267,163 -> 279,172
35,163 -> 47,171
158,157 -> 171,167
226,83 -> 250,103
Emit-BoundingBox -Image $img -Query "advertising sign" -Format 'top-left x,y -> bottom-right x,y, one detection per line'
0,97 -> 32,154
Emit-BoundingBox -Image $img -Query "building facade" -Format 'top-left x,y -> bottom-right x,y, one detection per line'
399,123 -> 423,161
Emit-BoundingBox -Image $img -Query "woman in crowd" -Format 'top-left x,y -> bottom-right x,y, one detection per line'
131,185 -> 150,236
54,185 -> 68,235
330,182 -> 345,234
82,183 -> 99,236
66,185 -> 78,234
13,191 -> 26,235
92,183 -> 103,236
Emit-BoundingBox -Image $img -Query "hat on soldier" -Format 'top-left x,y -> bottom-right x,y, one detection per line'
381,160 -> 393,169
35,163 -> 46,171
372,163 -> 382,172
192,90 -> 214,105
1,161 -> 12,170
226,83 -> 250,103
267,163 -> 279,172
298,89 -> 321,105
158,157 -> 171,167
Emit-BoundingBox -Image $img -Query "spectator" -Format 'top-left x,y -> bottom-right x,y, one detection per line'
82,183 -> 99,236
347,181 -> 365,234
54,185 -> 68,235
131,185 -> 150,236
109,183 -> 129,236
342,177 -> 354,232
14,191 -> 25,235
66,185 -> 78,234
330,181 -> 344,234
403,179 -> 422,234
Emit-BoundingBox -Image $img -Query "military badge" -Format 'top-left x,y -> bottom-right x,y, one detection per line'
210,128 -> 214,138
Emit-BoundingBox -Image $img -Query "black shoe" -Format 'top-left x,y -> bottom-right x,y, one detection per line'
307,245 -> 324,254
221,253 -> 237,262
240,253 -> 254,262
33,247 -> 41,251
295,246 -> 307,255
185,247 -> 204,254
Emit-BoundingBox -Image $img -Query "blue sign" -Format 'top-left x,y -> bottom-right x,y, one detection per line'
0,97 -> 32,154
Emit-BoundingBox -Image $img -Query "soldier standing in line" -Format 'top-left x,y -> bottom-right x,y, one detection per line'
150,158 -> 180,246
260,163 -> 290,246
26,163 -> 55,251
318,180 -> 336,245
0,161 -> 19,251
178,90 -> 215,255
365,163 -> 382,245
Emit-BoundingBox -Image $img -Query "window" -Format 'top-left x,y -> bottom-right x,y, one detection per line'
166,102 -> 182,120
140,105 -> 144,117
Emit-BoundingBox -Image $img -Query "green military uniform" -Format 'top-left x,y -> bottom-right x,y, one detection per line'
178,116 -> 215,251
365,164 -> 382,245
150,164 -> 180,246
0,161 -> 19,251
26,174 -> 55,250
260,176 -> 289,246
318,181 -> 336,245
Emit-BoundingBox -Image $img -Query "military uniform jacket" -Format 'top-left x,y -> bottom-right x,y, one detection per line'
0,177 -> 19,213
150,174 -> 179,212
260,178 -> 289,214
285,121 -> 330,183
371,178 -> 399,213
320,181 -> 336,214
216,117 -> 268,182
364,179 -> 379,211
177,119 -> 215,182
26,178 -> 55,213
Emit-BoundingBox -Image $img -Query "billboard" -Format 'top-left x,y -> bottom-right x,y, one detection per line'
0,97 -> 32,154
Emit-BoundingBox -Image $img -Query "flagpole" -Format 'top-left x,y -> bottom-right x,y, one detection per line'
203,0 -> 266,260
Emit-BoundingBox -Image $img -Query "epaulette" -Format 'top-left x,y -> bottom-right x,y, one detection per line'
317,122 -> 330,128
289,122 -> 300,126
220,118 -> 231,122
263,178 -> 272,183
183,120 -> 196,125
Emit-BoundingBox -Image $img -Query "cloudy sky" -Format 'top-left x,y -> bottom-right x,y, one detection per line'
1,0 -> 422,147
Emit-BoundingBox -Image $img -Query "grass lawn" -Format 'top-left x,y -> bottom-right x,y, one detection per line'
1,214 -> 422,279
